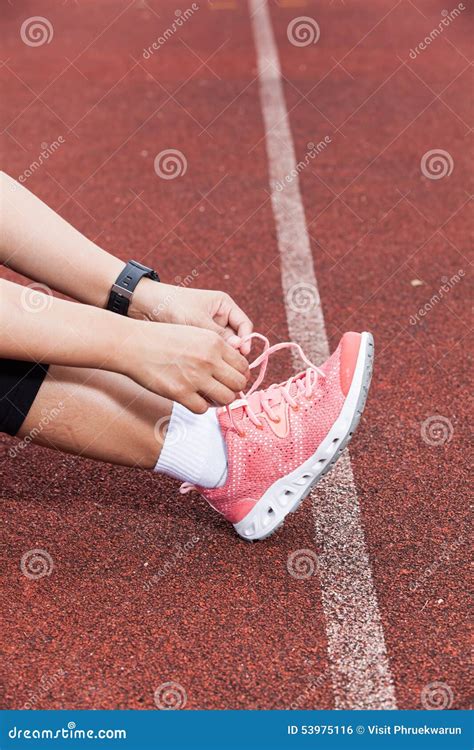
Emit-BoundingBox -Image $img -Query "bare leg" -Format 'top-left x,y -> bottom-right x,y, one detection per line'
17,365 -> 173,469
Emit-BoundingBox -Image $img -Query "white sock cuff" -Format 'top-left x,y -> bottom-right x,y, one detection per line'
154,402 -> 227,487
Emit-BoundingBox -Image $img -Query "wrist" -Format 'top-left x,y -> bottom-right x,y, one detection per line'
128,279 -> 176,323
92,252 -> 126,308
106,313 -> 142,376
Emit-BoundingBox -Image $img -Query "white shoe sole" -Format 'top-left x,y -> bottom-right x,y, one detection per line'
233,332 -> 374,541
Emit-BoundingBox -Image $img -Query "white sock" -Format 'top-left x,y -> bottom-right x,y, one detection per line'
154,402 -> 228,488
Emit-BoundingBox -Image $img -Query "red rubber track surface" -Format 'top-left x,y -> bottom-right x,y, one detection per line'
1,0 -> 471,711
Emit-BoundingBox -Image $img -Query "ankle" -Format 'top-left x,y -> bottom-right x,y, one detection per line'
154,403 -> 228,488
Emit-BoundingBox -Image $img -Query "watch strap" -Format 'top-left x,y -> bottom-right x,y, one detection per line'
107,260 -> 159,315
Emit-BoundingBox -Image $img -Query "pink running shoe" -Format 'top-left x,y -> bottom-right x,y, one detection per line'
181,331 -> 374,541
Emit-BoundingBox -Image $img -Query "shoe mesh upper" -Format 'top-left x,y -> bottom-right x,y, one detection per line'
198,342 -> 347,522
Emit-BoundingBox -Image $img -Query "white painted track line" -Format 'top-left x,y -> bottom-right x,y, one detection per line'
249,0 -> 397,709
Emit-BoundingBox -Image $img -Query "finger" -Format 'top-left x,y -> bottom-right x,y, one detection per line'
222,326 -> 240,345
213,360 -> 248,393
218,327 -> 244,355
222,342 -> 250,377
200,378 -> 237,407
184,394 -> 209,415
226,333 -> 243,350
197,314 -> 226,337
228,305 -> 253,355
214,316 -> 252,356
239,339 -> 252,356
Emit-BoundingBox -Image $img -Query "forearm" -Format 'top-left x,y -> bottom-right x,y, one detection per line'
0,171 -> 125,308
0,278 -> 135,372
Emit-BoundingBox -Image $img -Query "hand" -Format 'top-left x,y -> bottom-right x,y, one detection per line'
119,321 -> 250,414
130,281 -> 253,355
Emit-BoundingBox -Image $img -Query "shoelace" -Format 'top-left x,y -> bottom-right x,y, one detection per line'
226,332 -> 325,436
179,333 -> 325,494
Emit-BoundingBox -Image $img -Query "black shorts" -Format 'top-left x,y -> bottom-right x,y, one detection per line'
0,359 -> 49,436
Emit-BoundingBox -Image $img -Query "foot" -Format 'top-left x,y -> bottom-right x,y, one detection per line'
181,331 -> 374,541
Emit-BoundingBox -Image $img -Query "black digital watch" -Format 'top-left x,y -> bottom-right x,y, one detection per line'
106,260 -> 160,316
